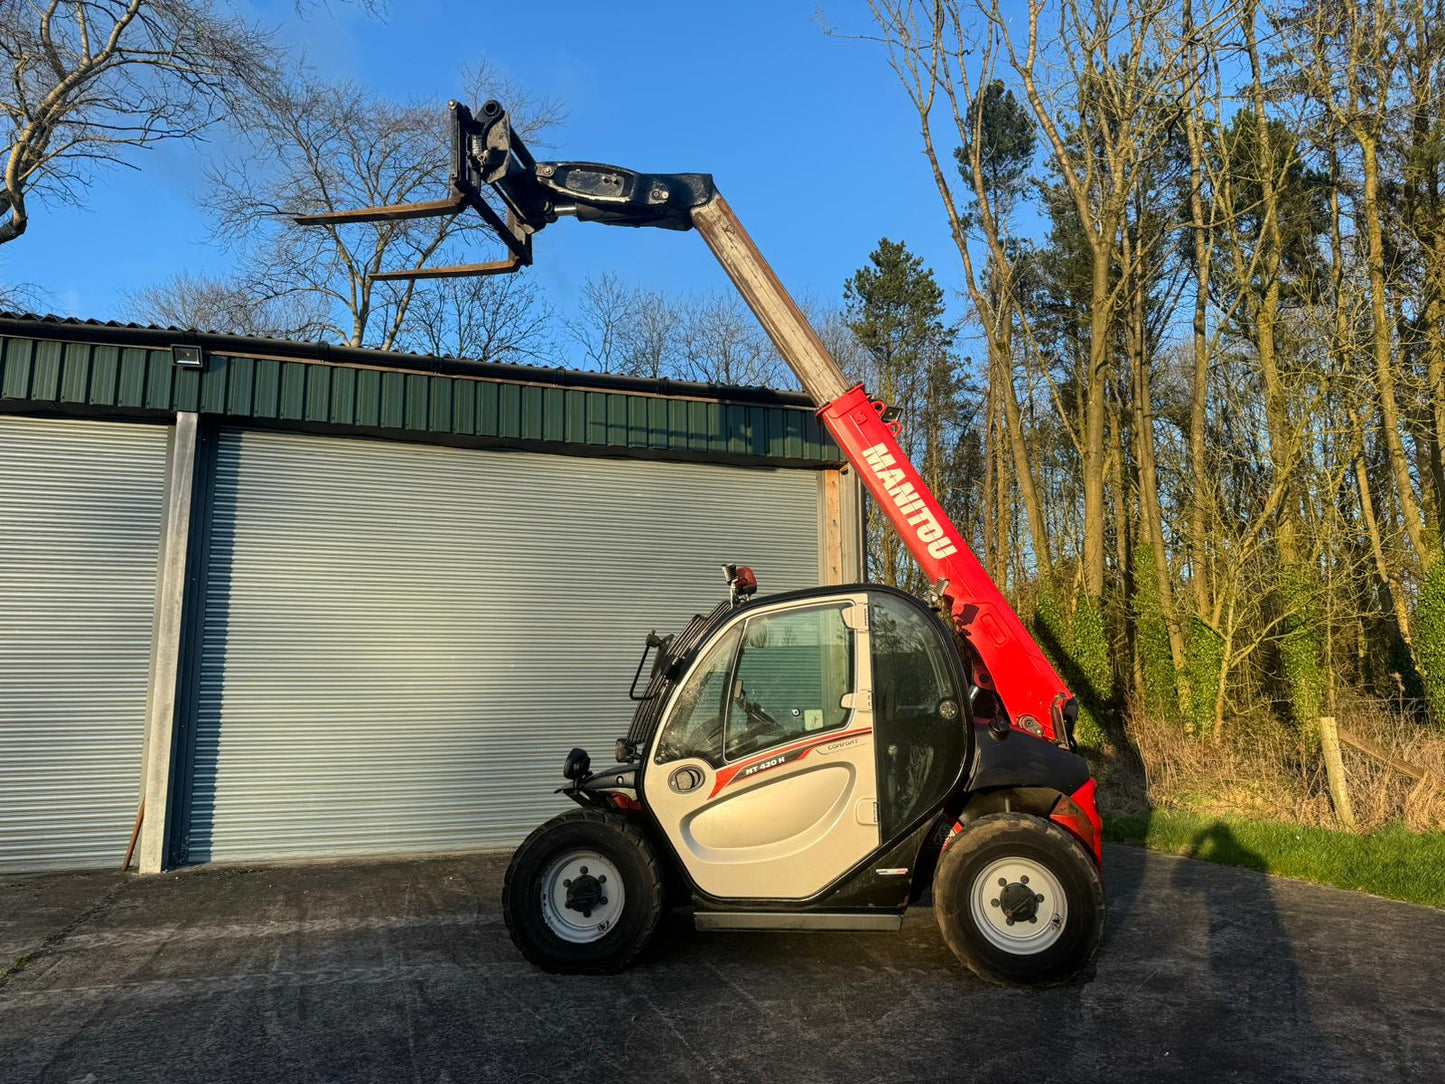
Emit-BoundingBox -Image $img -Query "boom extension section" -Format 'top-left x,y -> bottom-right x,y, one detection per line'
296,100 -> 1077,743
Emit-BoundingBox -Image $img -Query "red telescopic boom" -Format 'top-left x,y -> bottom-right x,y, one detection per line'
295,100 -> 1077,743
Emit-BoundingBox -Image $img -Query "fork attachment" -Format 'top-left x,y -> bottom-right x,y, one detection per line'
293,100 -> 715,280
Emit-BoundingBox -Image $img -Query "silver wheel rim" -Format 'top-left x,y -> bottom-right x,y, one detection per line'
539,849 -> 625,944
969,855 -> 1068,955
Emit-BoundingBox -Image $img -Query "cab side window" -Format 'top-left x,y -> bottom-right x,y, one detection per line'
654,626 -> 740,766
725,604 -> 854,761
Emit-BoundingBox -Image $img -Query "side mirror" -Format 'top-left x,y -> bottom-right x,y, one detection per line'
563,747 -> 591,781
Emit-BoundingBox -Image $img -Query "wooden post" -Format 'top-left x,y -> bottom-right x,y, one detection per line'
1319,715 -> 1356,828
838,466 -> 865,583
818,470 -> 843,586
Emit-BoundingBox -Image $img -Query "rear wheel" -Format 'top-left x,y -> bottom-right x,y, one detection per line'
933,812 -> 1104,985
503,809 -> 664,974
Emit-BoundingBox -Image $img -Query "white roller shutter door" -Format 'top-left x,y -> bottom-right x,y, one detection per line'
188,428 -> 824,862
0,415 -> 167,872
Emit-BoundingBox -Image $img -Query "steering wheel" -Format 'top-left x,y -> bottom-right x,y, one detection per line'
738,692 -> 790,744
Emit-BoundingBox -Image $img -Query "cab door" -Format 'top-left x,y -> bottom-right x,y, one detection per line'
867,590 -> 969,840
645,594 -> 878,900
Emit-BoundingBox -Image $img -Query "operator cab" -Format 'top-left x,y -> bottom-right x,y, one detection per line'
643,581 -> 968,902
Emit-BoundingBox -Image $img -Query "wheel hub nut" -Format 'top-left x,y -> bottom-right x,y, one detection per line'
996,881 -> 1042,925
565,872 -> 604,914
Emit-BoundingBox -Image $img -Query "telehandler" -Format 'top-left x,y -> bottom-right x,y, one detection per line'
298,101 -> 1105,984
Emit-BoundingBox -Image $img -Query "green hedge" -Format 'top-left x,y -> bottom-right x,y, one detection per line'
1279,565 -> 1324,741
1185,617 -> 1224,737
1133,548 -> 1179,723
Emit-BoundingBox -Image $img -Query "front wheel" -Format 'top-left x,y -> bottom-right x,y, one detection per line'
933,812 -> 1105,985
502,809 -> 664,974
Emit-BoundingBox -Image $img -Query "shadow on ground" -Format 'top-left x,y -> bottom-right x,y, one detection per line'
1,841 -> 1441,1084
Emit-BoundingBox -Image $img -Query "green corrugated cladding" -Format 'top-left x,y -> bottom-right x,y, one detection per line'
0,337 -> 841,466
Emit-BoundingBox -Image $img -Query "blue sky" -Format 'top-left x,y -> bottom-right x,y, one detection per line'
3,2 -> 976,338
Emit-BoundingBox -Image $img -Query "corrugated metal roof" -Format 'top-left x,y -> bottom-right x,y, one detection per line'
0,317 -> 842,467
0,311 -> 812,405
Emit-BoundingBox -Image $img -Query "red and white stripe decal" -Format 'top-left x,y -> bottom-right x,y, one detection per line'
708,727 -> 873,798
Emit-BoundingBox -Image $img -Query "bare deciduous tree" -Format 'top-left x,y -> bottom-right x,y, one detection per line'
122,270 -> 328,337
565,273 -> 689,377
862,4 -> 1055,584
1,0 -> 274,245
624,287 -> 680,379
677,291 -> 783,387
984,0 -> 1192,603
0,276 -> 46,310
399,273 -> 554,364
803,297 -> 870,384
563,274 -> 785,385
565,273 -> 639,373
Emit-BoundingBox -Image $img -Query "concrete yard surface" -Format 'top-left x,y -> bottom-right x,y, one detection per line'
1,844 -> 1441,1083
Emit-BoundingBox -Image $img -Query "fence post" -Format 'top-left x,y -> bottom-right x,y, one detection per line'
1319,715 -> 1356,828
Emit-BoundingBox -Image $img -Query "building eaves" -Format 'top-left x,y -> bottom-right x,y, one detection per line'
0,312 -> 815,409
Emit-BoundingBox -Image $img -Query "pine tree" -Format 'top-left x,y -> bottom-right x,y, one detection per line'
844,240 -> 968,591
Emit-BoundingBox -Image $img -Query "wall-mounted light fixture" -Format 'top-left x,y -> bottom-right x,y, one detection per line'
171,344 -> 203,368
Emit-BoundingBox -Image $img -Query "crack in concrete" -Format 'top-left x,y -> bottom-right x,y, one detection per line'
0,878 -> 130,987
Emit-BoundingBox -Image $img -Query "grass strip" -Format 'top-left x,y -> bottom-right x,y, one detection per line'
1104,809 -> 1445,909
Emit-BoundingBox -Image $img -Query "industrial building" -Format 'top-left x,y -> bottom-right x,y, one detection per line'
0,314 -> 862,874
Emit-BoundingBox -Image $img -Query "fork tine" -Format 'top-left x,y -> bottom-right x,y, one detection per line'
293,195 -> 468,226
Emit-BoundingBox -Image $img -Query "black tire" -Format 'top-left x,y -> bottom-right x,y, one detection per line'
933,812 -> 1105,986
502,809 -> 664,974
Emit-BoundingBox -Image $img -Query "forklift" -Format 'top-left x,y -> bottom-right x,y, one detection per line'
298,101 -> 1105,985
